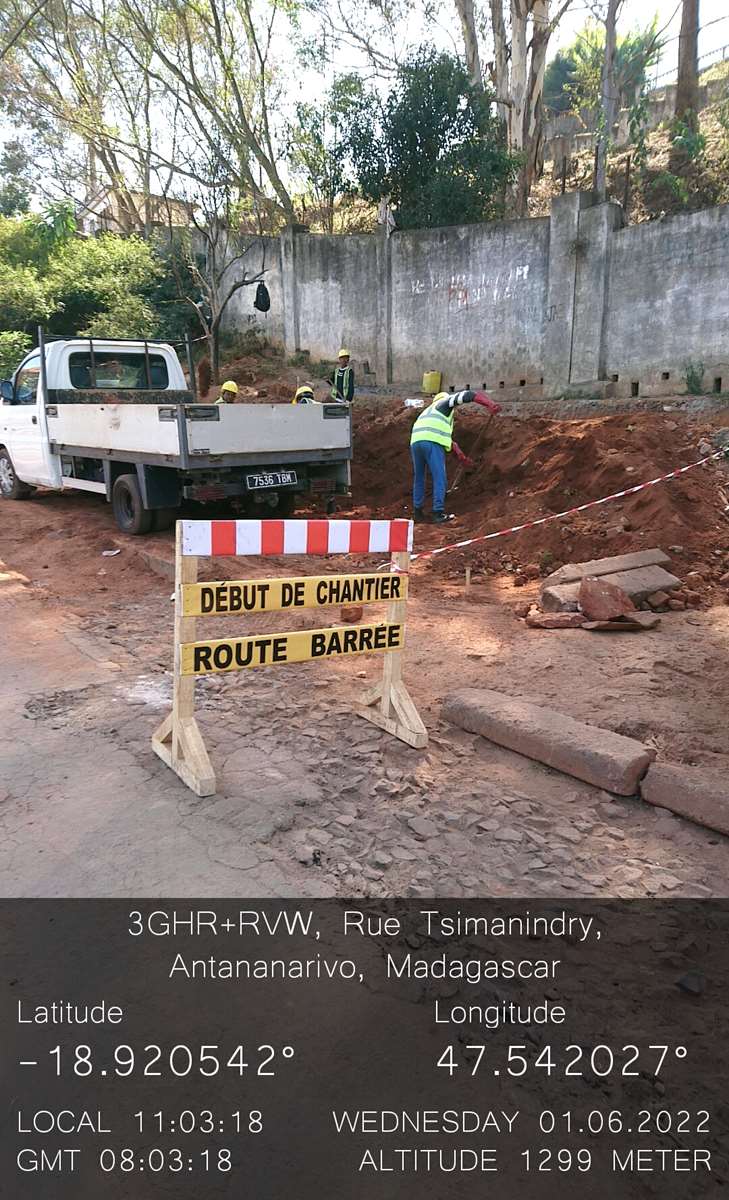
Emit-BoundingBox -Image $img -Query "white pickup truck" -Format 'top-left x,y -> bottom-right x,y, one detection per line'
0,334 -> 352,533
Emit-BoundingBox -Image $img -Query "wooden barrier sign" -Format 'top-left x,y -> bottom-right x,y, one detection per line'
152,518 -> 427,796
181,572 -> 408,617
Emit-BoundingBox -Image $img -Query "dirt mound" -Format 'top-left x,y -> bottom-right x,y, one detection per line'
350,402 -> 729,599
198,351 -> 325,404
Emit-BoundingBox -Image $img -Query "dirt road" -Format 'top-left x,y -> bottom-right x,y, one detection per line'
2,483 -> 728,899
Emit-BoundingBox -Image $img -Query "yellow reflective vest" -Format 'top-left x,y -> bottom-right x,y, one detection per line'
410,394 -> 455,451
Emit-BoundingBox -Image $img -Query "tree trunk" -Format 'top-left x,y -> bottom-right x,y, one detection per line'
454,0 -> 483,89
514,0 -> 550,216
675,0 -> 700,128
210,330 -> 220,387
489,0 -> 510,125
595,0 -> 619,201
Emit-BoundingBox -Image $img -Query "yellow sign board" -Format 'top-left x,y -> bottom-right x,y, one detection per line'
180,621 -> 405,676
181,572 -> 407,617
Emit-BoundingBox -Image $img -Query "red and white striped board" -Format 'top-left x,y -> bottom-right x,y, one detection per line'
180,518 -> 413,558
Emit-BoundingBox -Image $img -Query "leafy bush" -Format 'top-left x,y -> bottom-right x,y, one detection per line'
670,119 -> 706,162
343,49 -> 516,230
647,171 -> 690,206
0,331 -> 31,378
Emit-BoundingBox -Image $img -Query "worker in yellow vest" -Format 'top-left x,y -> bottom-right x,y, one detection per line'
410,389 -> 501,523
329,349 -> 354,403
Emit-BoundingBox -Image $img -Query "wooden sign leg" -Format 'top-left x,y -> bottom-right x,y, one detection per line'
152,524 -> 216,796
358,550 -> 428,749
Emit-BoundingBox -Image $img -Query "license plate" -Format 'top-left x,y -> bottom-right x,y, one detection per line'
246,470 -> 298,490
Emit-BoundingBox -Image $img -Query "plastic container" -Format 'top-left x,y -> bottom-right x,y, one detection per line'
422,370 -> 442,394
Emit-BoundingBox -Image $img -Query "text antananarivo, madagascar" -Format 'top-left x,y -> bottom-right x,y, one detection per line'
182,622 -> 404,675
182,573 -> 406,617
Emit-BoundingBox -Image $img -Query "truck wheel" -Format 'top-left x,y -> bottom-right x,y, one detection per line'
152,507 -> 178,532
0,449 -> 34,500
112,474 -> 153,535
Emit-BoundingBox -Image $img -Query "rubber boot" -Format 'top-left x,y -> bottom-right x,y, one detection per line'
431,511 -> 454,524
413,507 -> 427,523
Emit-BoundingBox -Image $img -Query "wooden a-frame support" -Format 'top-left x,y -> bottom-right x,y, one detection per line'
153,538 -> 427,796
152,525 -> 216,797
357,550 -> 428,749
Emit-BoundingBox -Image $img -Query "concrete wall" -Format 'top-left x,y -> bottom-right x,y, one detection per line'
604,205 -> 729,386
389,220 -> 550,387
222,195 -> 729,398
222,236 -> 285,348
293,234 -> 381,369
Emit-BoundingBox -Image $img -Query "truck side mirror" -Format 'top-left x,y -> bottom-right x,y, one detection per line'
0,380 -> 14,402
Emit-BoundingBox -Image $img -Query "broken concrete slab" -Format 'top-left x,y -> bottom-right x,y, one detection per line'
542,565 -> 681,612
443,689 -> 656,796
545,548 -> 671,586
641,762 -> 729,837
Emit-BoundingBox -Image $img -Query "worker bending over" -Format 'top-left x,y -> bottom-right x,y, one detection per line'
215,380 -> 238,404
329,349 -> 354,403
410,389 -> 501,523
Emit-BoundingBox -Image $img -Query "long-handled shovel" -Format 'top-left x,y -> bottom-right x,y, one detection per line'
449,411 -> 495,494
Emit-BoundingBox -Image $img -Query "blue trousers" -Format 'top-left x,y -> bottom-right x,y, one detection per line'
411,440 -> 447,512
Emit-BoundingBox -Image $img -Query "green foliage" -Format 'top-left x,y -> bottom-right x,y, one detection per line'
0,331 -> 32,377
287,77 -> 362,230
544,52 -> 578,115
0,204 -> 75,270
670,118 -> 706,162
0,141 -> 32,217
343,49 -> 516,230
684,360 -> 705,395
648,171 -> 690,207
148,232 -> 200,343
0,259 -> 53,330
548,18 -> 664,118
0,211 -> 163,339
44,233 -> 162,336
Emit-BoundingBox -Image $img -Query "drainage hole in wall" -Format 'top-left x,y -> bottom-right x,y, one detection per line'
662,371 -> 670,380
611,373 -> 619,382
714,377 -> 723,393
499,381 -> 505,389
519,379 -> 526,387
631,381 -> 640,397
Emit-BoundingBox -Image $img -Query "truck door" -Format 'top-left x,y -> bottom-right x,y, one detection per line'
1,353 -> 54,486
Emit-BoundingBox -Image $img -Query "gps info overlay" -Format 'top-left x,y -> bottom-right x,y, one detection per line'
2,900 -> 726,1198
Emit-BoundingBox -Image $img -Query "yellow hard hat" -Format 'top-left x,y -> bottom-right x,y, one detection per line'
293,385 -> 315,404
338,348 -> 350,359
221,380 -> 238,394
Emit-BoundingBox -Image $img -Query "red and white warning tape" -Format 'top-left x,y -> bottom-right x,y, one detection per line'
408,448 -> 726,564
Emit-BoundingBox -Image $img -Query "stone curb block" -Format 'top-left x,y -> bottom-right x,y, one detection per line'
443,688 -> 655,796
546,548 -> 670,586
641,762 -> 729,837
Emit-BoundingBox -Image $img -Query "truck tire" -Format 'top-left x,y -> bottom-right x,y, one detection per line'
0,449 -> 34,500
112,473 -> 153,535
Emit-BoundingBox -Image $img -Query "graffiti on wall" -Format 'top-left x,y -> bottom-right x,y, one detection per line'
410,264 -> 532,311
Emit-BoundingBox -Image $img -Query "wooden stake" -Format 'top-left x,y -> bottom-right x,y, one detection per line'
152,523 -> 216,796
465,566 -> 472,593
358,551 -> 427,749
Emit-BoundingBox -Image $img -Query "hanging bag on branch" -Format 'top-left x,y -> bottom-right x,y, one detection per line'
254,282 -> 270,313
